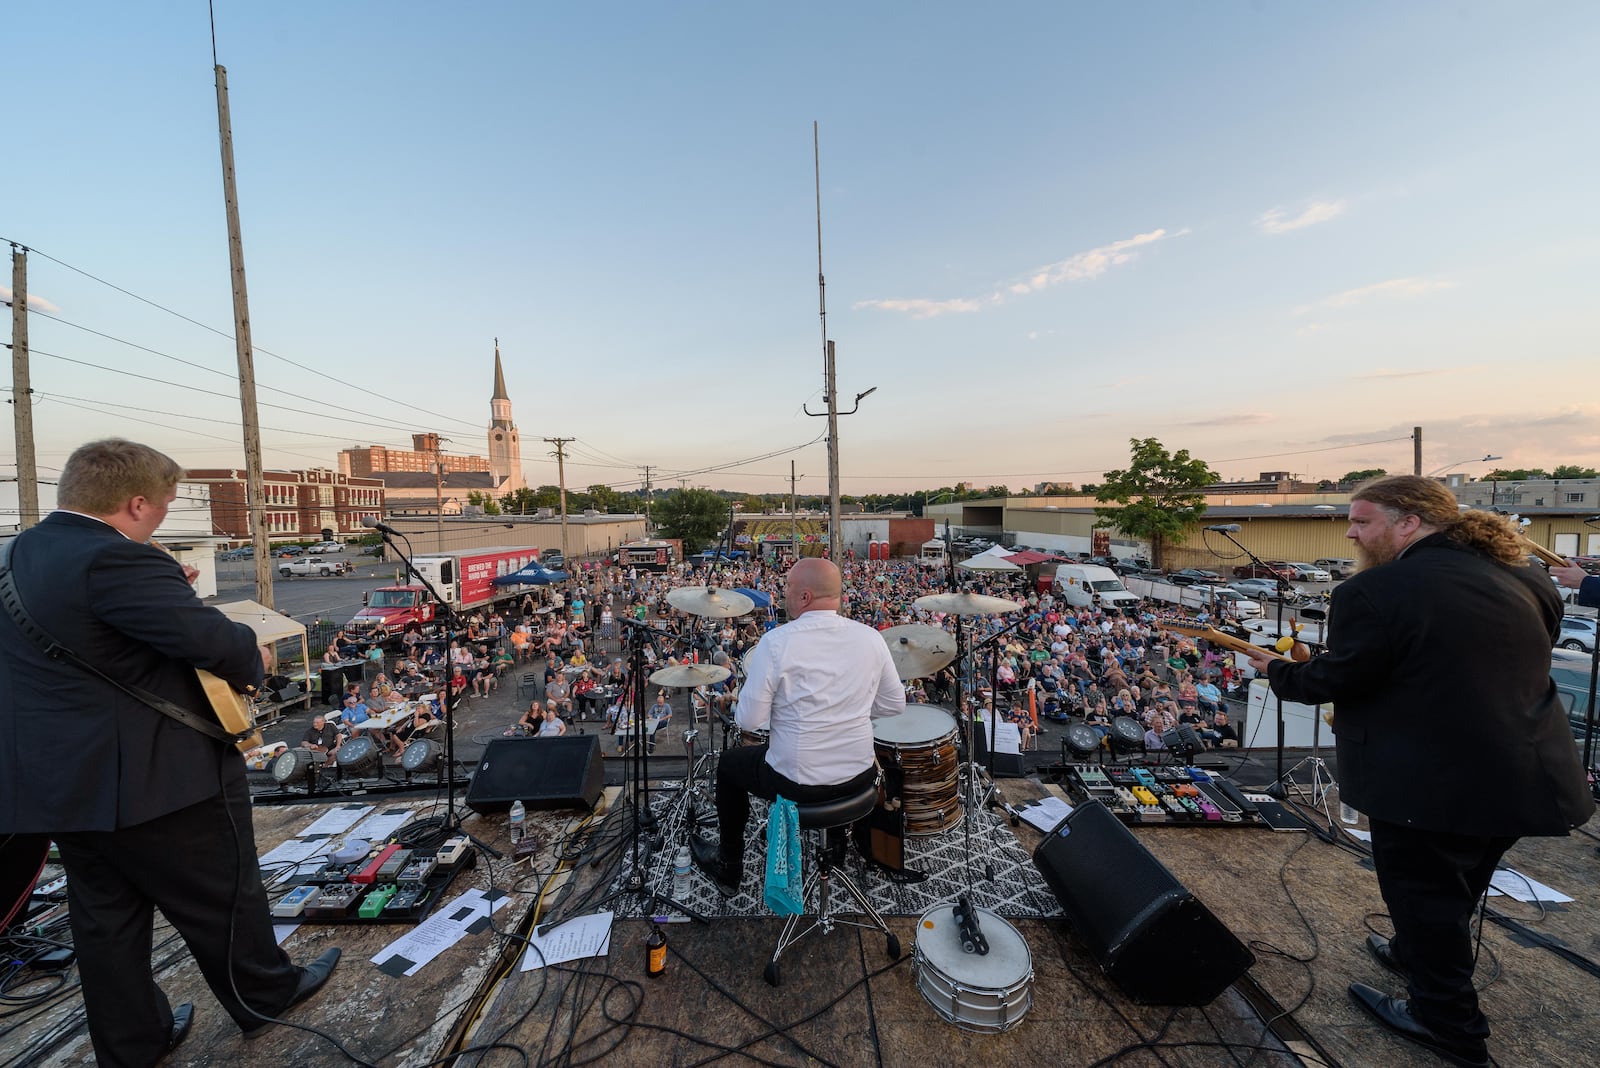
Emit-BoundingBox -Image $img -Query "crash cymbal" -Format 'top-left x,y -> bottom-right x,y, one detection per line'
912,592 -> 1021,616
665,585 -> 756,619
880,624 -> 957,680
649,662 -> 733,688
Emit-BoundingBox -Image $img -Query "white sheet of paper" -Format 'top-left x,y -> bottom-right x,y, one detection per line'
1488,868 -> 1573,904
520,912 -> 614,971
992,720 -> 1022,755
273,923 -> 299,945
298,804 -> 373,838
259,837 -> 333,868
1342,827 -> 1372,842
371,887 -> 510,977
1018,795 -> 1073,832
348,808 -> 414,843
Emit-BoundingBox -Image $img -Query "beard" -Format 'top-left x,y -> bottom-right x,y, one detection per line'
1356,540 -> 1398,572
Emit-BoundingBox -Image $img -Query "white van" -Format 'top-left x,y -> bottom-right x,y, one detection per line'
1053,564 -> 1140,612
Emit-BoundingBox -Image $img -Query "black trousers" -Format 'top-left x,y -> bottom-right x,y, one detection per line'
54,769 -> 302,1067
713,744 -> 877,867
1368,819 -> 1517,1045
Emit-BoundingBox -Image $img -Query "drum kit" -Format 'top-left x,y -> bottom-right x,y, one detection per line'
637,580 -> 1036,1034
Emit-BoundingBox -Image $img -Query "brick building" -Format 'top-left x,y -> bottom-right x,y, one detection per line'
339,433 -> 494,479
184,468 -> 384,543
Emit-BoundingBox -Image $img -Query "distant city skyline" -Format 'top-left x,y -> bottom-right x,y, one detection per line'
4,2 -> 1597,519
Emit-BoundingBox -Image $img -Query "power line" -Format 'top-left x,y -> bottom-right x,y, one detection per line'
0,235 -> 486,433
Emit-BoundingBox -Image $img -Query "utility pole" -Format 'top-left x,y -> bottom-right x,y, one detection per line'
9,245 -> 39,528
546,437 -> 574,566
638,465 -> 654,529
1413,426 -> 1422,476
790,460 -> 800,564
214,63 -> 273,608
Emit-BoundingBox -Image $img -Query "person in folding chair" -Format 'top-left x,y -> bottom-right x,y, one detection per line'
690,557 -> 905,896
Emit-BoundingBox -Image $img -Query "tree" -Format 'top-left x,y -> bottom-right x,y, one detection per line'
500,485 -> 561,514
1094,438 -> 1218,567
586,485 -> 625,513
653,488 -> 731,552
1551,465 -> 1599,479
1340,468 -> 1388,484
1485,468 -> 1548,481
466,491 -> 501,515
740,495 -> 766,514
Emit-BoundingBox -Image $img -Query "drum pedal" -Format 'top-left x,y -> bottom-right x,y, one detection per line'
953,895 -> 990,956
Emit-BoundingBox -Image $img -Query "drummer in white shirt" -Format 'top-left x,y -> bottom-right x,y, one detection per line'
690,558 -> 905,896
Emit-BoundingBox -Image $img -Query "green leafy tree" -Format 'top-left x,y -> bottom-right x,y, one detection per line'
1485,468 -> 1548,481
654,488 -> 732,552
1094,438 -> 1218,568
1551,465 -> 1599,479
586,485 -> 625,513
740,495 -> 766,513
1340,468 -> 1388,484
499,485 -> 562,514
465,491 -> 501,515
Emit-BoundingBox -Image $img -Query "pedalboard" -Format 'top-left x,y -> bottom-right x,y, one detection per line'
271,839 -> 474,925
1063,764 -> 1287,829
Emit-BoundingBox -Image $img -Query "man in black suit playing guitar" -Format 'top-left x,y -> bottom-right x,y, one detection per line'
0,440 -> 340,1066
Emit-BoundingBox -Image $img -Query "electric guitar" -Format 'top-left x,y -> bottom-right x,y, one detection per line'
152,541 -> 262,752
1,833 -> 50,933
1156,621 -> 1296,662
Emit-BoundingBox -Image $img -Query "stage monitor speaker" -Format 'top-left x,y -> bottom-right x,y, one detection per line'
466,735 -> 605,814
1032,800 -> 1254,1005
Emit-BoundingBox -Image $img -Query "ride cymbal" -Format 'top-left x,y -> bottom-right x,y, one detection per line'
665,586 -> 756,618
880,624 -> 958,679
912,592 -> 1021,616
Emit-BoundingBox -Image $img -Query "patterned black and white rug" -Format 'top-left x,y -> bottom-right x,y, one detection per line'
607,790 -> 1063,921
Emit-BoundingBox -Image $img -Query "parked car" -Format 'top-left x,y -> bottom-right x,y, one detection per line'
1557,617 -> 1596,652
309,541 -> 344,554
276,545 -> 305,557
1192,586 -> 1263,619
278,555 -> 350,578
1286,562 -> 1332,582
1313,557 -> 1357,579
541,550 -> 566,569
1229,578 -> 1289,599
1167,568 -> 1224,586
1115,558 -> 1161,577
1235,562 -> 1293,580
217,546 -> 253,560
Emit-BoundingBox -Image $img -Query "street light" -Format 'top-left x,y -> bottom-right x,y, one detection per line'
1427,453 -> 1501,478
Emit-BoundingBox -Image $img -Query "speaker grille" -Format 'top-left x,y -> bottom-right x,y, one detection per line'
466,736 -> 604,813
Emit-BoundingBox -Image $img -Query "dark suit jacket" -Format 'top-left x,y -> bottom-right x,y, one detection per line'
0,512 -> 265,833
1266,532 -> 1593,837
1580,574 -> 1600,610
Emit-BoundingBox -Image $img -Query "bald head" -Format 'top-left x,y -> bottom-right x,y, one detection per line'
784,558 -> 842,618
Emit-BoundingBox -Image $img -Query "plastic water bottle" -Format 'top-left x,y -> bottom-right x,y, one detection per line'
1339,801 -> 1359,826
508,799 -> 526,843
672,844 -> 692,898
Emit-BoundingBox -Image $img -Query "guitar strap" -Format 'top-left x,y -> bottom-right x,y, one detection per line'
0,538 -> 250,747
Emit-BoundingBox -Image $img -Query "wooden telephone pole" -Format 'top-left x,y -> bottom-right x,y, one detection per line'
214,63 -> 273,607
546,437 -> 574,566
9,245 -> 40,528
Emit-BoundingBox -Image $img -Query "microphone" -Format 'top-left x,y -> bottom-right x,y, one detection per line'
1204,524 -> 1241,533
362,516 -> 399,535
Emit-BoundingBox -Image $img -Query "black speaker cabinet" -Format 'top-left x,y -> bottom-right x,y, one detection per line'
466,735 -> 605,814
1032,800 -> 1254,1005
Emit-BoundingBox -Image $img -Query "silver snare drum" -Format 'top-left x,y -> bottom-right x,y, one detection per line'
913,905 -> 1033,1033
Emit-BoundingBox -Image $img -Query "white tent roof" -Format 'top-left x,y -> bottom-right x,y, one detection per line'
213,600 -> 308,644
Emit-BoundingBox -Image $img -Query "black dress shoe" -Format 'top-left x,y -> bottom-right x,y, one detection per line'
244,947 -> 342,1038
1348,983 -> 1489,1068
166,1002 -> 194,1053
689,836 -> 741,896
1365,933 -> 1405,976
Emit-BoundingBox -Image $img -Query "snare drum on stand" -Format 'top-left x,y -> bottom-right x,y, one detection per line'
913,904 -> 1034,1033
873,705 -> 962,836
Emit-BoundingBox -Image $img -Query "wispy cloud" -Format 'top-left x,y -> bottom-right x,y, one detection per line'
1258,199 -> 1347,234
0,286 -> 60,314
855,228 -> 1179,319
1183,412 -> 1273,427
1353,367 -> 1454,380
1294,276 -> 1452,315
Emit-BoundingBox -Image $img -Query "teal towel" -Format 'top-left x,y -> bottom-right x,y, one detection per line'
764,795 -> 804,916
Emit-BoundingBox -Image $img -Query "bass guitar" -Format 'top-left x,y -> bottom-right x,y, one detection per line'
1157,621 -> 1300,663
152,541 -> 262,752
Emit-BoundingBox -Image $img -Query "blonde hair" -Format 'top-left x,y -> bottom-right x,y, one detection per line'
1352,475 -> 1524,566
57,439 -> 183,515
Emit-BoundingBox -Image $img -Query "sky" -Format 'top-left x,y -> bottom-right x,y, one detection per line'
4,2 -> 1598,516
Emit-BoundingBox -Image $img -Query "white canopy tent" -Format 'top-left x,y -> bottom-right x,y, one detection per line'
957,544 -> 1022,572
213,600 -> 312,723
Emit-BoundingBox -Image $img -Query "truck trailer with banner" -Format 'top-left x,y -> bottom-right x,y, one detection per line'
346,545 -> 545,634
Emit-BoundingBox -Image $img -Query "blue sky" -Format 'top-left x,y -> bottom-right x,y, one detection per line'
4,2 -> 1597,511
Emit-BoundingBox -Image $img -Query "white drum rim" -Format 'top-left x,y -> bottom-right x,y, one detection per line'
873,704 -> 957,745
913,905 -> 1032,987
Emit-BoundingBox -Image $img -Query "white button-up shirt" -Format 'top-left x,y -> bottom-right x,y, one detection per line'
734,609 -> 905,785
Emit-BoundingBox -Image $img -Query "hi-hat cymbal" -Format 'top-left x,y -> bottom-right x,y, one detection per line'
913,592 -> 1021,616
649,663 -> 732,688
880,624 -> 957,680
665,586 -> 756,618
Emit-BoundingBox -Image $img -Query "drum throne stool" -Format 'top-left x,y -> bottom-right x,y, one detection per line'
764,781 -> 901,985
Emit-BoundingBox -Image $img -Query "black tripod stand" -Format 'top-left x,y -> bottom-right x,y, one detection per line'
366,524 -> 499,857
591,616 -> 705,922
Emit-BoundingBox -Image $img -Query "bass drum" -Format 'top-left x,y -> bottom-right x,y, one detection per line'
913,904 -> 1033,1033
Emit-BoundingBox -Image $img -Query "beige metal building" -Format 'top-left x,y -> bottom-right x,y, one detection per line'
375,513 -> 648,560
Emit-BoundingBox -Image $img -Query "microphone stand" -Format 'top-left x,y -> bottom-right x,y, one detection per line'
1580,518 -> 1600,775
1206,527 -> 1303,798
371,526 -> 499,857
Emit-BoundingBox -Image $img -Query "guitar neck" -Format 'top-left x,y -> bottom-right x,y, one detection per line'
1158,623 -> 1290,662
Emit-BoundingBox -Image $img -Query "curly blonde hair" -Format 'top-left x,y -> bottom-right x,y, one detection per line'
1352,475 -> 1525,566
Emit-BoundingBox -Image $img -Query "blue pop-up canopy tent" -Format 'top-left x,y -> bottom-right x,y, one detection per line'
492,563 -> 571,586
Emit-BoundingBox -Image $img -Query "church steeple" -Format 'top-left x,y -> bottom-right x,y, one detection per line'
492,337 -> 510,402
487,338 -> 523,492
